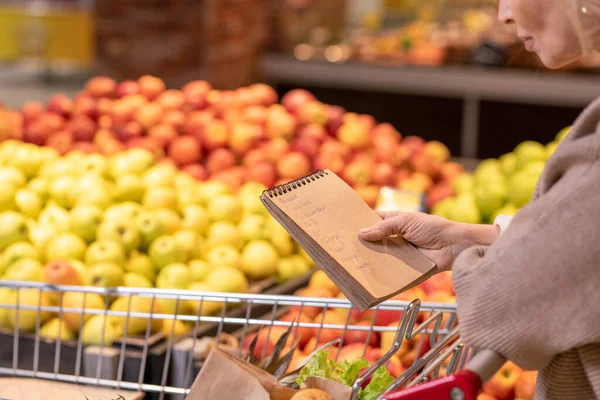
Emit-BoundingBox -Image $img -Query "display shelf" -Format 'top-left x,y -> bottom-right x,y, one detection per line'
262,54 -> 599,157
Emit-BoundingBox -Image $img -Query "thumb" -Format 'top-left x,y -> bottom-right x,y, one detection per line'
359,216 -> 406,241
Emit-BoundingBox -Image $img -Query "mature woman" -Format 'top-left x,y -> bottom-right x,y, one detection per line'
359,1 -> 600,399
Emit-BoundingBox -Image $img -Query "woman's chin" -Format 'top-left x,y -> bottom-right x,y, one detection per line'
538,50 -> 582,70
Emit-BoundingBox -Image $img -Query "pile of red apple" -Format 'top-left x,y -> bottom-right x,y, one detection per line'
243,270 -> 537,400
3,75 -> 463,209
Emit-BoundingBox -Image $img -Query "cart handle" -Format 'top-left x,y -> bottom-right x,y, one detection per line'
381,350 -> 507,400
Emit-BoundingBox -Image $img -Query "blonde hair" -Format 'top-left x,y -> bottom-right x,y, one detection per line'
572,0 -> 600,52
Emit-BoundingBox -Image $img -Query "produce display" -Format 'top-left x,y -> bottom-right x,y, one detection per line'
0,75 -> 461,211
431,126 -> 570,224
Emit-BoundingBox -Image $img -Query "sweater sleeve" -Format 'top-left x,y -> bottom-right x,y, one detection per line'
452,159 -> 600,371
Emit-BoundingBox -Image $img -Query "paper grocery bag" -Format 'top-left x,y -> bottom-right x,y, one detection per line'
186,349 -> 298,400
303,377 -> 352,400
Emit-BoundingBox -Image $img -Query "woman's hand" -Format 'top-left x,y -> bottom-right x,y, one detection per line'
359,212 -> 500,273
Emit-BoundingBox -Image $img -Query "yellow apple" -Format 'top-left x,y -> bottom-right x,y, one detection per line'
6,288 -> 53,332
62,291 -> 106,333
110,295 -> 162,335
240,240 -> 279,280
39,318 -> 75,341
81,314 -> 124,345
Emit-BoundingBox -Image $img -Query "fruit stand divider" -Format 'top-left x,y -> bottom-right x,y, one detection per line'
64,271 -> 314,399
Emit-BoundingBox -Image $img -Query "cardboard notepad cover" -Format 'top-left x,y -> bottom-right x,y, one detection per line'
261,170 -> 435,311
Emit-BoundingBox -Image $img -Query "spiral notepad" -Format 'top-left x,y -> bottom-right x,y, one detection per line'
260,169 -> 436,311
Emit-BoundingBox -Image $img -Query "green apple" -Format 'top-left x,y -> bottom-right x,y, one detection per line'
109,148 -> 155,178
185,282 -> 225,316
69,204 -> 103,243
143,186 -> 178,210
174,173 -> 196,190
40,318 -> 75,341
89,262 -> 125,287
499,153 -> 517,176
0,182 -> 16,211
4,258 -> 44,281
507,168 -> 539,208
149,235 -> 186,270
104,202 -> 142,222
124,273 -> 153,289
28,177 -> 50,202
81,314 -> 124,345
240,240 -> 279,280
61,291 -> 106,333
474,159 -> 504,186
269,233 -> 294,257
475,180 -> 507,219
28,223 -> 56,255
451,174 -> 475,195
6,288 -> 53,332
156,263 -> 192,289
205,266 -> 248,293
514,141 -> 547,170
206,221 -> 244,250
207,194 -> 242,223
136,212 -> 165,250
177,186 -> 202,208
71,176 -> 111,202
448,193 -> 482,224
204,245 -> 241,268
75,186 -> 113,209
181,204 -> 210,235
0,166 -> 26,187
0,211 -> 28,250
491,203 -> 519,223
238,182 -> 268,215
142,163 -> 177,188
110,295 -> 162,335
45,233 -> 87,262
125,251 -> 156,281
113,174 -> 145,203
173,230 -> 200,262
154,208 -> 181,234
85,240 -> 127,266
196,181 -> 231,205
39,158 -> 73,179
238,214 -> 267,242
97,219 -> 141,253
430,197 -> 455,219
80,153 -> 109,177
3,241 -> 39,268
15,189 -> 43,218
49,176 -> 76,209
10,144 -> 44,179
189,259 -> 212,282
277,256 -> 311,282
38,204 -> 70,232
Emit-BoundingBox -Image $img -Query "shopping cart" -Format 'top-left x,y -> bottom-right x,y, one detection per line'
0,280 -> 506,400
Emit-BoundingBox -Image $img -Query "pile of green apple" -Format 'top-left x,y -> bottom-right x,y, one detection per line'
431,126 -> 570,224
0,140 -> 315,344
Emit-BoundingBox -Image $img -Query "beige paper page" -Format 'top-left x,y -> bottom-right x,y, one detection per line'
268,170 -> 434,299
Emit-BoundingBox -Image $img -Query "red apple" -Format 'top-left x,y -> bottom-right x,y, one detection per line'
342,161 -> 372,186
266,108 -> 296,140
410,153 -> 440,178
372,163 -> 395,186
515,370 -> 537,400
116,120 -> 143,142
343,320 -> 379,347
243,105 -> 268,126
280,311 -> 315,347
320,140 -> 352,160
291,287 -> 333,320
411,172 -> 434,192
249,83 -> 278,106
298,101 -> 328,126
262,138 -> 290,163
483,361 -> 523,400
242,148 -> 268,168
21,101 -> 45,122
73,94 -> 98,121
313,153 -> 345,175
297,123 -> 327,143
157,89 -> 185,110
184,110 -> 215,140
276,152 -> 312,179
161,109 -> 186,131
338,122 -> 370,150
148,124 -> 178,147
47,93 -> 73,118
167,136 -> 202,166
312,311 -> 346,345
127,137 -> 164,159
426,184 -> 454,210
23,120 -> 52,145
94,128 -> 118,145
325,105 -> 345,136
421,271 -> 453,295
116,79 -> 140,98
134,102 -> 163,130
211,167 -> 246,191
44,260 -> 84,286
439,162 -> 465,184
242,326 -> 288,360
85,76 -> 117,98
228,122 -> 261,155
72,141 -> 99,154
281,89 -> 316,114
371,123 -> 401,143
66,115 -> 96,142
477,393 -> 498,400
365,347 -> 406,378
247,162 -> 277,188
403,136 -> 426,155
45,130 -> 74,154
354,185 -> 380,208
357,114 -> 376,132
182,163 -> 209,181
206,148 -> 236,174
182,80 -> 211,110
336,343 -> 369,362
424,140 -> 451,163
291,137 -> 320,158
138,75 -> 166,100
100,139 -> 126,155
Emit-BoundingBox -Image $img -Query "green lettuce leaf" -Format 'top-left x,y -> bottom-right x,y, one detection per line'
338,358 -> 370,386
296,350 -> 338,386
359,366 -> 395,400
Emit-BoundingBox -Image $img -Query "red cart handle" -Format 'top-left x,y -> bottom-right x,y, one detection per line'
381,350 -> 506,400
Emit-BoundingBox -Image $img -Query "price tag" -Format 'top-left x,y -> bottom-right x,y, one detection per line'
375,186 -> 426,213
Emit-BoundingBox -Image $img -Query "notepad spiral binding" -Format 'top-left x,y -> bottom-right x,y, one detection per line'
265,169 -> 328,197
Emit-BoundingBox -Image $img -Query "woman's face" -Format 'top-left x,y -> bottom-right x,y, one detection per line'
498,0 -> 582,68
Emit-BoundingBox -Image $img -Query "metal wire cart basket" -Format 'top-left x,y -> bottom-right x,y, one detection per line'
0,281 -> 506,400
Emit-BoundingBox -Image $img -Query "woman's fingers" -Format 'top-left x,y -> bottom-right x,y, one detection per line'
359,216 -> 405,241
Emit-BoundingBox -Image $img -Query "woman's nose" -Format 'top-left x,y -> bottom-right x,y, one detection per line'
498,0 -> 515,24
